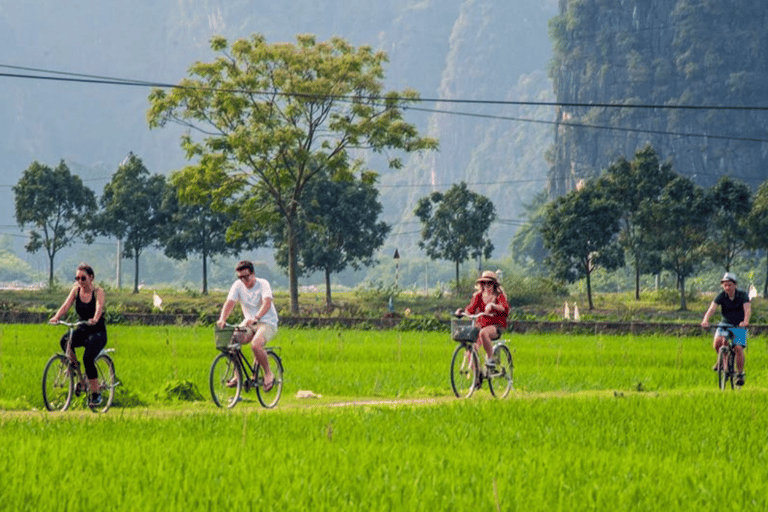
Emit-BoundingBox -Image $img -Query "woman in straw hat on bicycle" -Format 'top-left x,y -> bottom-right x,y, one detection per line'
455,270 -> 510,368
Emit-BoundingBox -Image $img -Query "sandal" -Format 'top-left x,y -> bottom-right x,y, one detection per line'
263,375 -> 275,392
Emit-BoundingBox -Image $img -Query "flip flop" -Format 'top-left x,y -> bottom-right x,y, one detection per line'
263,376 -> 275,392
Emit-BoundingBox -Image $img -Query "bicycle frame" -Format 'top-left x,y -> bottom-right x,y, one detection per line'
42,320 -> 117,412
449,313 -> 513,398
713,323 -> 741,391
209,324 -> 283,409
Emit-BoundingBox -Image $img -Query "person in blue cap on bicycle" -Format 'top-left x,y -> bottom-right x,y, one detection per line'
701,272 -> 751,386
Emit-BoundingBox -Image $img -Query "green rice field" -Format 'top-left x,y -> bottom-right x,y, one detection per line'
1,324 -> 767,511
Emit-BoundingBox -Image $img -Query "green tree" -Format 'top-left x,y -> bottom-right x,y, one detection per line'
510,189 -> 549,272
646,176 -> 712,310
273,170 -> 390,309
540,182 -> 623,310
13,160 -> 97,287
160,182 -> 263,295
414,182 -> 496,296
746,179 -> 768,297
147,33 -> 437,313
706,176 -> 752,272
596,145 -> 675,299
98,153 -> 168,293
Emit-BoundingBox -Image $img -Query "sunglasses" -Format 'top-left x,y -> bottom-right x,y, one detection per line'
75,275 -> 88,282
237,273 -> 252,281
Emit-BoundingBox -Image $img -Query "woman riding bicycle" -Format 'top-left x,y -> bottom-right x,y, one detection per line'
701,272 -> 751,386
455,270 -> 510,368
49,263 -> 108,406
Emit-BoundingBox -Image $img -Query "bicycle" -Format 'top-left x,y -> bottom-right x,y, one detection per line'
42,320 -> 117,413
712,323 -> 744,390
209,324 -> 284,409
449,314 -> 513,398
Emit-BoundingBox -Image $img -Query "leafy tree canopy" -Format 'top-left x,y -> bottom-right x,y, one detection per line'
148,33 -> 437,313
13,160 -> 97,287
160,182 -> 263,294
99,153 -> 168,293
706,175 -> 752,272
273,169 -> 390,308
415,182 -> 496,295
541,182 -> 623,310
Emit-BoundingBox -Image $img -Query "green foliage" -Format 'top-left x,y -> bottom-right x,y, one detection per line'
414,182 -> 496,294
353,280 -> 401,305
596,146 -> 676,299
147,33 -> 436,313
13,160 -> 98,286
160,181 -> 261,295
273,169 -> 390,307
510,189 -> 549,270
646,175 -> 712,310
541,181 -> 623,309
395,316 -> 444,332
98,153 -> 168,293
706,176 -> 752,271
154,379 -> 205,402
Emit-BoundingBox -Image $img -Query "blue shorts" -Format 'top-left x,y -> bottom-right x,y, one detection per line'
716,327 -> 747,347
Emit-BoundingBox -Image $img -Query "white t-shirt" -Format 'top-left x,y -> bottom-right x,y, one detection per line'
226,277 -> 279,328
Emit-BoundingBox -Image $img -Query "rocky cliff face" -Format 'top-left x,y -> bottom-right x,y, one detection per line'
549,0 -> 768,197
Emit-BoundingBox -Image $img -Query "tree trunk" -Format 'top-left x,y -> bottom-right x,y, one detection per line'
287,217 -> 300,314
48,252 -> 55,288
634,255 -> 641,300
201,252 -> 208,295
586,269 -> 594,310
324,267 -> 332,310
133,250 -> 140,294
454,260 -> 460,297
679,275 -> 687,311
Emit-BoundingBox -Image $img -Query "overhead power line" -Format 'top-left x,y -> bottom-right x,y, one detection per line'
2,63 -> 768,111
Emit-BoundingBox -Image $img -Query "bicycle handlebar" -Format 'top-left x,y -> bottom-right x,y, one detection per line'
218,323 -> 247,331
49,320 -> 88,328
453,311 -> 487,319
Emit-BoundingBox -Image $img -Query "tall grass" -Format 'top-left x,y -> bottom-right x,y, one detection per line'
2,324 -> 767,408
3,324 -> 768,510
2,393 -> 768,511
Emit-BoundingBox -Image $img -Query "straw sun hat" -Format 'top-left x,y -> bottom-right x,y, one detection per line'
476,271 -> 499,284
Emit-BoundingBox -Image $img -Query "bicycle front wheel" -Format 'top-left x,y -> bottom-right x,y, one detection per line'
92,354 -> 116,413
210,353 -> 241,408
717,348 -> 729,391
256,351 -> 284,409
489,344 -> 514,398
42,354 -> 74,411
450,344 -> 478,398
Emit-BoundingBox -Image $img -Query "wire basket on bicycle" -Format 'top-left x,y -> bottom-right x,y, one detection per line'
215,326 -> 237,349
450,317 -> 479,342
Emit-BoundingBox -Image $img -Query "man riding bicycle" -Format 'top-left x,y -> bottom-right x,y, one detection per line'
701,272 -> 751,387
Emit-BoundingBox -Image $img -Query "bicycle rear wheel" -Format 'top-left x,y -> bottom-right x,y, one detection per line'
42,354 -> 74,411
450,344 -> 479,398
489,344 -> 514,398
727,351 -> 735,390
255,351 -> 284,408
210,352 -> 241,408
717,347 -> 729,391
91,354 -> 116,413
